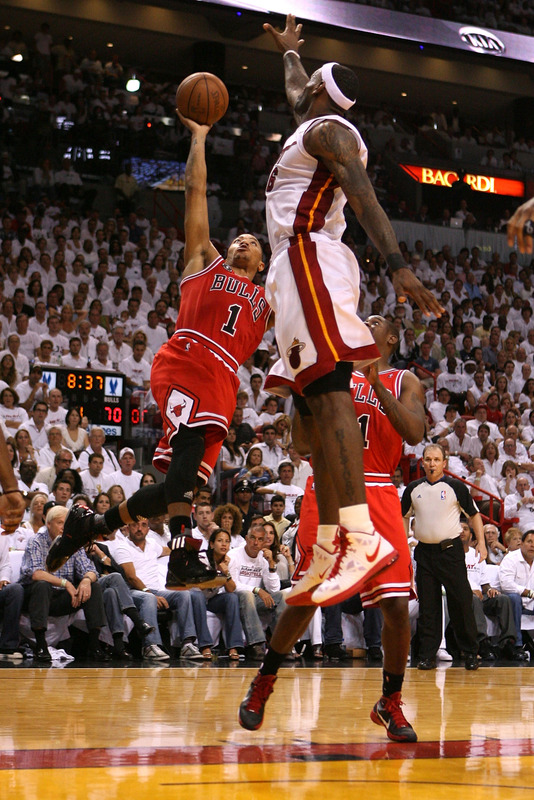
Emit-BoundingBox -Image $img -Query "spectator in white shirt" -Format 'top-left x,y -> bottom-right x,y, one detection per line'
0,334 -> 29,379
90,341 -> 116,372
256,460 -> 305,516
255,424 -> 285,471
80,452 -> 106,501
62,336 -> 89,368
121,339 -> 151,391
25,401 -> 50,451
46,388 -> 67,427
247,373 -> 269,414
103,447 -> 142,498
28,301 -> 49,336
287,443 -> 313,491
77,426 -> 119,474
445,417 -> 477,463
138,310 -> 168,354
108,324 -> 132,368
16,365 -> 48,412
504,476 -> 534,533
46,314 -> 70,358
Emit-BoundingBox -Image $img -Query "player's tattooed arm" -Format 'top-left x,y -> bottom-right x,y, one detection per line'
304,120 -> 443,317
263,14 -> 308,112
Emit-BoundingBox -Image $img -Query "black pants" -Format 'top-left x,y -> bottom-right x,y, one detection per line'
472,594 -> 517,646
415,538 -> 478,659
22,580 -> 107,631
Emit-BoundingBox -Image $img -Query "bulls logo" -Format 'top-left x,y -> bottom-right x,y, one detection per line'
287,337 -> 306,369
166,389 -> 194,432
172,400 -> 186,419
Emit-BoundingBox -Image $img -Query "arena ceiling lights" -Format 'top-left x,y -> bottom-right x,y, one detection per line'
197,0 -> 534,64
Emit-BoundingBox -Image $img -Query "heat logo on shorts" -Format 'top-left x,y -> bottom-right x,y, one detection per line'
287,337 -> 306,369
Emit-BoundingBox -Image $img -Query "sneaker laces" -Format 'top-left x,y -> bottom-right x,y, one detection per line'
246,675 -> 276,712
382,693 -> 410,728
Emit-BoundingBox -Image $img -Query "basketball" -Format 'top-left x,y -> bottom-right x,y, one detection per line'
175,72 -> 229,125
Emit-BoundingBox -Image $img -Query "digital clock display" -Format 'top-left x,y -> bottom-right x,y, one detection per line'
41,367 -> 126,438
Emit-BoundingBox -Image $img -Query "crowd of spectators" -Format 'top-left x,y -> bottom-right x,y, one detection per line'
348,0 -> 534,36
0,17 -> 533,666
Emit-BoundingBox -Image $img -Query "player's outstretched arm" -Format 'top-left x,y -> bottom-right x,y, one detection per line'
507,197 -> 534,254
304,119 -> 443,317
177,110 -> 220,277
263,14 -> 308,112
362,365 -> 426,446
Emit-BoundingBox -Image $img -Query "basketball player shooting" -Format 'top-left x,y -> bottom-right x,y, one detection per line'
47,110 -> 272,588
257,14 -> 442,610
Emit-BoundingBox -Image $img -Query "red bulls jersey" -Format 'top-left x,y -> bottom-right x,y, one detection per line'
175,256 -> 270,373
351,368 -> 406,484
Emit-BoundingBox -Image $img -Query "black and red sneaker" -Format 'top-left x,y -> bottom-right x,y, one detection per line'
238,673 -> 277,730
370,692 -> 417,742
165,535 -> 227,590
46,504 -> 98,572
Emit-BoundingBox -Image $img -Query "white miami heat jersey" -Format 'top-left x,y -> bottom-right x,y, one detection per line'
265,114 -> 368,248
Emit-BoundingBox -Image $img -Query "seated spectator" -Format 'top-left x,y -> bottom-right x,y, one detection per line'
228,522 -> 287,660
467,457 -> 501,520
0,353 -> 19,389
503,476 -> 534,533
0,534 -> 25,659
213,502 -> 245,548
255,461 -> 304,516
18,505 -> 109,662
121,338 -> 151,391
231,407 -> 257,450
46,389 -> 67,428
36,448 -> 75,492
37,425 -> 75,470
18,459 -> 48,497
113,520 -> 208,660
61,407 -> 89,456
108,484 -> 126,507
466,404 -> 501,442
274,414 -> 292,452
286,442 -> 313,491
0,388 -> 29,431
15,365 -> 47,413
103,447 -> 142,497
460,522 -> 524,661
235,389 -> 260,429
77,426 -> 119,474
80,453 -> 106,501
236,445 -> 274,489
262,520 -> 293,589
198,527 -> 245,660
428,387 -> 452,424
219,426 -> 246,480
14,427 -> 36,465
262,494 -> 291,538
413,341 -> 440,388
446,417 -> 477,463
483,523 -> 507,565
258,395 -> 281,427
191,502 -> 218,551
503,527 -> 522,553
499,532 -> 534,658
255,423 -> 284,471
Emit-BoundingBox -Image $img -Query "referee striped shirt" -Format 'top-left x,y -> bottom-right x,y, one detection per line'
401,475 -> 479,544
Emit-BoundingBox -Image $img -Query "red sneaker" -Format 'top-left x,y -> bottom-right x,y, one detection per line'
238,673 -> 277,730
370,692 -> 417,742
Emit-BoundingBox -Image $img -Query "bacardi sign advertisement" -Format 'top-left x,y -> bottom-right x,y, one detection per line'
399,164 -> 524,197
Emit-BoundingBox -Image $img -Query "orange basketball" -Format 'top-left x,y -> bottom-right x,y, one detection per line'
175,72 -> 229,125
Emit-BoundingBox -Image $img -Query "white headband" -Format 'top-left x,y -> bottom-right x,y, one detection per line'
321,62 -> 356,110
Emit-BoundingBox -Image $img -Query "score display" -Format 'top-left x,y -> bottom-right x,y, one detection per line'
41,367 -> 126,438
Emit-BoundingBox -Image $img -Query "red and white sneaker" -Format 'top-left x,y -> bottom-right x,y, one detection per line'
370,692 -> 417,742
311,527 -> 398,607
286,543 -> 338,606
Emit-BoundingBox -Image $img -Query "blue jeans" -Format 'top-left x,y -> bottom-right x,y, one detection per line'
99,573 -> 136,636
0,583 -> 24,649
237,589 -> 286,646
189,589 -> 213,650
131,589 -> 160,646
152,589 -> 197,646
502,592 -> 524,647
207,591 -> 244,650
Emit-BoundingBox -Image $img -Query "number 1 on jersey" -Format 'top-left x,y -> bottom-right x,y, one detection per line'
221,304 -> 242,336
358,413 -> 370,449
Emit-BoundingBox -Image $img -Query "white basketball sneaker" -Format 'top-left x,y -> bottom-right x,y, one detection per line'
285,543 -> 338,606
311,527 -> 398,607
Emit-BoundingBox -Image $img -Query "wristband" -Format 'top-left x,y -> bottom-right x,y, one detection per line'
142,587 -> 150,592
283,50 -> 301,59
253,587 -> 260,596
60,578 -> 67,588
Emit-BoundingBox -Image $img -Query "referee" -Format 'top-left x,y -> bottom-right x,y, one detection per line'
402,443 -> 487,671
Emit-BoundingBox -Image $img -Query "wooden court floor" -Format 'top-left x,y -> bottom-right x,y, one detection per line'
1,662 -> 533,799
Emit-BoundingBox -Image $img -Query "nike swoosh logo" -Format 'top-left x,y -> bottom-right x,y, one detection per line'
318,568 -> 330,580
366,539 -> 381,563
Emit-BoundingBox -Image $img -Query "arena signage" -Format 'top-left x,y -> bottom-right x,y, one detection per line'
203,0 -> 534,64
399,164 -> 524,197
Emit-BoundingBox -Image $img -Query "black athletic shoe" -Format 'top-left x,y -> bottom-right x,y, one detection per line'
464,653 -> 479,670
324,643 -> 351,661
46,505 -> 98,572
370,692 -> 418,743
165,536 -> 227,590
238,673 -> 277,730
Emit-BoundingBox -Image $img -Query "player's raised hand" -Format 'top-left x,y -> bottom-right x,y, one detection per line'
175,108 -> 212,136
391,268 -> 444,317
0,491 -> 26,534
263,13 -> 304,54
507,197 -> 534,254
361,362 -> 380,387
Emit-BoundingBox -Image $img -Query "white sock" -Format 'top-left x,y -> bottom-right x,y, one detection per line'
316,525 -> 339,552
339,504 -> 373,533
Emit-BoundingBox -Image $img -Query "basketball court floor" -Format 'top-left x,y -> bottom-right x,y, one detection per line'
1,660 -> 533,799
